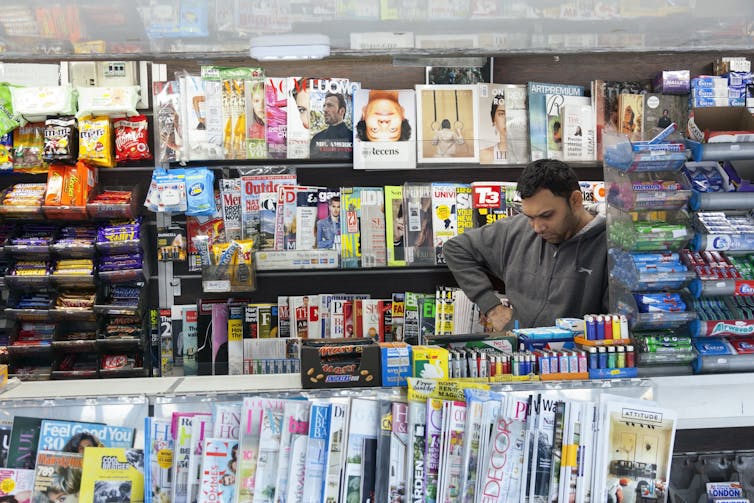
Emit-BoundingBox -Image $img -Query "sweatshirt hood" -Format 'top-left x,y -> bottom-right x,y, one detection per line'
538,212 -> 606,269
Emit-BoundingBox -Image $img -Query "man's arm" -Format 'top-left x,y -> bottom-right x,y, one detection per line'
315,219 -> 324,248
442,221 -> 509,318
316,219 -> 332,249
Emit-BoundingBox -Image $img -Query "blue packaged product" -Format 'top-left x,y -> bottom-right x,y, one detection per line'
631,142 -> 684,152
725,71 -> 751,87
728,87 -> 748,99
642,302 -> 686,313
647,122 -> 678,143
691,87 -> 728,98
631,252 -> 680,264
691,76 -> 728,88
185,167 -> 216,217
635,292 -> 684,305
694,338 -> 733,355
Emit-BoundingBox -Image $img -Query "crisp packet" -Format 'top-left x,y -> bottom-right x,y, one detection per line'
13,123 -> 47,173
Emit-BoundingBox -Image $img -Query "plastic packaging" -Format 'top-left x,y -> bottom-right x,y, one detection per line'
76,86 -> 140,118
10,85 -> 76,123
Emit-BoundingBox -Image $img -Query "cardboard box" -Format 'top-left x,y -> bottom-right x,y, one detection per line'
653,70 -> 690,94
714,57 -> 751,74
379,342 -> 411,387
300,338 -> 381,388
687,106 -> 754,143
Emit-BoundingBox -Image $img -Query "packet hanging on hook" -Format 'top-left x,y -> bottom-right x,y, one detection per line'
185,167 -> 216,217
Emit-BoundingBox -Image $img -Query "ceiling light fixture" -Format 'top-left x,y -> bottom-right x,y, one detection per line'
250,34 -> 331,61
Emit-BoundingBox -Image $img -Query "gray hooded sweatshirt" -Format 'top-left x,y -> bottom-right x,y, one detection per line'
443,211 -> 608,330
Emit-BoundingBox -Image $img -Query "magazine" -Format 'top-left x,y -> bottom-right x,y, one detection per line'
273,400 -> 311,503
187,416 -> 213,503
360,187 -> 387,268
252,407 -> 284,503
594,398 -> 677,503
197,438 -> 238,503
388,401 -> 408,502
323,397 -> 351,503
79,448 -> 145,503
301,402 -> 331,503
32,451 -> 83,503
352,89 -> 417,170
236,396 -> 290,503
415,84 -> 480,163
308,78 -> 358,160
341,398 -> 379,503
144,417 -> 173,503
6,417 -> 43,469
407,400 -> 427,503
212,402 -> 242,440
37,419 -> 135,453
0,468 -> 34,503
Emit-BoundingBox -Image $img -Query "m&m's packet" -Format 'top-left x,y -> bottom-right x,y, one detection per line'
79,115 -> 114,167
43,116 -> 78,163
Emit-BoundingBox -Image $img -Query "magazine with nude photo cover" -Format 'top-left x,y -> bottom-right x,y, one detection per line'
415,85 -> 480,164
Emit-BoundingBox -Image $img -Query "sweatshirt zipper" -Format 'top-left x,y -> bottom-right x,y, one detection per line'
532,248 -> 559,326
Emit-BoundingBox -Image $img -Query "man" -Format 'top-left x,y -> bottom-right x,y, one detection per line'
443,159 -> 608,331
311,92 -> 352,159
316,196 -> 341,249
657,108 -> 672,129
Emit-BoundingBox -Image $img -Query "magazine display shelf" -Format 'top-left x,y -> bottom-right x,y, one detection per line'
1,373 -> 754,429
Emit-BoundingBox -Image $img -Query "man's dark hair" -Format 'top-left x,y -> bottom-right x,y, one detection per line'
326,92 -> 347,111
517,159 -> 580,200
441,118 -> 451,129
329,196 -> 340,205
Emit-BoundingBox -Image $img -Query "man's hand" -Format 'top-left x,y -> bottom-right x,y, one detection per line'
481,303 -> 513,332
